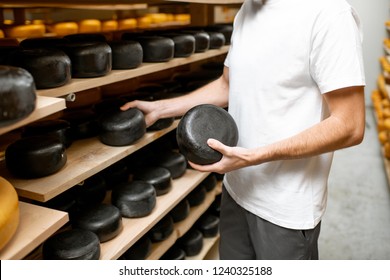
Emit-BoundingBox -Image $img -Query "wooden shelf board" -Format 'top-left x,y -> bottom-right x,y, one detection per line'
36,46 -> 229,97
0,96 -> 66,136
99,169 -> 209,260
0,120 -> 179,202
0,202 -> 69,260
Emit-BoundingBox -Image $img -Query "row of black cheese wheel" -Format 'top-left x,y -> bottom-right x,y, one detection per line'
120,174 -> 220,260
41,171 -> 218,260
40,148 -> 189,260
4,101 -> 174,179
0,25 -> 230,90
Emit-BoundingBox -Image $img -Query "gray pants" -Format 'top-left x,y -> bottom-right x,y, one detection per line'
219,187 -> 321,260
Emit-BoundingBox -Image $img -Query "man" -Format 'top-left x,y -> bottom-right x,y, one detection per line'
121,0 -> 365,259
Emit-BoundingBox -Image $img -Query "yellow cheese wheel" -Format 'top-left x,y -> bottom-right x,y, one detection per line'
102,20 -> 118,32
79,19 -> 101,33
146,13 -> 168,24
53,22 -> 79,36
0,29 -> 4,38
174,14 -> 191,23
118,18 -> 137,30
0,176 -> 20,251
137,16 -> 152,28
6,24 -> 46,38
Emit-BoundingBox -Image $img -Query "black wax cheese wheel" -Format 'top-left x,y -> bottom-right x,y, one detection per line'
207,31 -> 226,49
180,30 -> 210,53
201,173 -> 218,192
186,185 -> 206,207
74,173 -> 107,208
5,135 -> 67,179
98,108 -> 146,146
154,150 -> 187,179
111,180 -> 156,218
161,32 -> 195,58
176,104 -> 239,165
0,66 -> 36,127
8,48 -> 71,89
73,203 -> 123,242
122,34 -> 174,62
170,198 -> 190,223
209,193 -> 221,217
160,245 -> 186,260
61,41 -> 112,78
196,213 -> 220,238
22,119 -> 73,148
177,228 -> 203,257
42,229 -> 100,260
148,215 -> 174,242
108,40 -> 143,69
206,24 -> 233,44
133,166 -> 172,196
121,236 -> 152,260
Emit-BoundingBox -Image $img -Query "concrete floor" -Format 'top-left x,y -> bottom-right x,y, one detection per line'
319,106 -> 390,259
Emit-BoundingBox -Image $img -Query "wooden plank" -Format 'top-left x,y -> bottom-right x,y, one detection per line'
0,202 -> 69,260
0,120 -> 180,202
0,96 -> 66,136
99,169 -> 209,260
36,46 -> 229,97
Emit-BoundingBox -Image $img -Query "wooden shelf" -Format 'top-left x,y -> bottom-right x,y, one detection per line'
0,96 -> 66,136
0,202 -> 69,260
99,169 -> 209,260
0,120 -> 179,202
36,46 -> 229,98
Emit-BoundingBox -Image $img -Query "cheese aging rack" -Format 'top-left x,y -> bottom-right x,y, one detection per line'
0,0 -> 242,260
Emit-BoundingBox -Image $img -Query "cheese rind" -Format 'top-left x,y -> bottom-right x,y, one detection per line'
0,176 -> 20,251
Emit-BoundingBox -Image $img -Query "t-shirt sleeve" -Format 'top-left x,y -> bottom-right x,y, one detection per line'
310,6 -> 365,94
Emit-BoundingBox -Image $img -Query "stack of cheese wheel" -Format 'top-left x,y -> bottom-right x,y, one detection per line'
0,176 -> 20,251
5,23 -> 46,38
52,22 -> 79,36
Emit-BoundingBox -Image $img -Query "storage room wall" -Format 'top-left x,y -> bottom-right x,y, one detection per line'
347,0 -> 389,105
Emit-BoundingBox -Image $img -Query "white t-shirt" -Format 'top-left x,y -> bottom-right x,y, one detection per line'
223,0 -> 365,229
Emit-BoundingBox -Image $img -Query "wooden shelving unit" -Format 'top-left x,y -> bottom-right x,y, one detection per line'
0,0 -> 233,260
